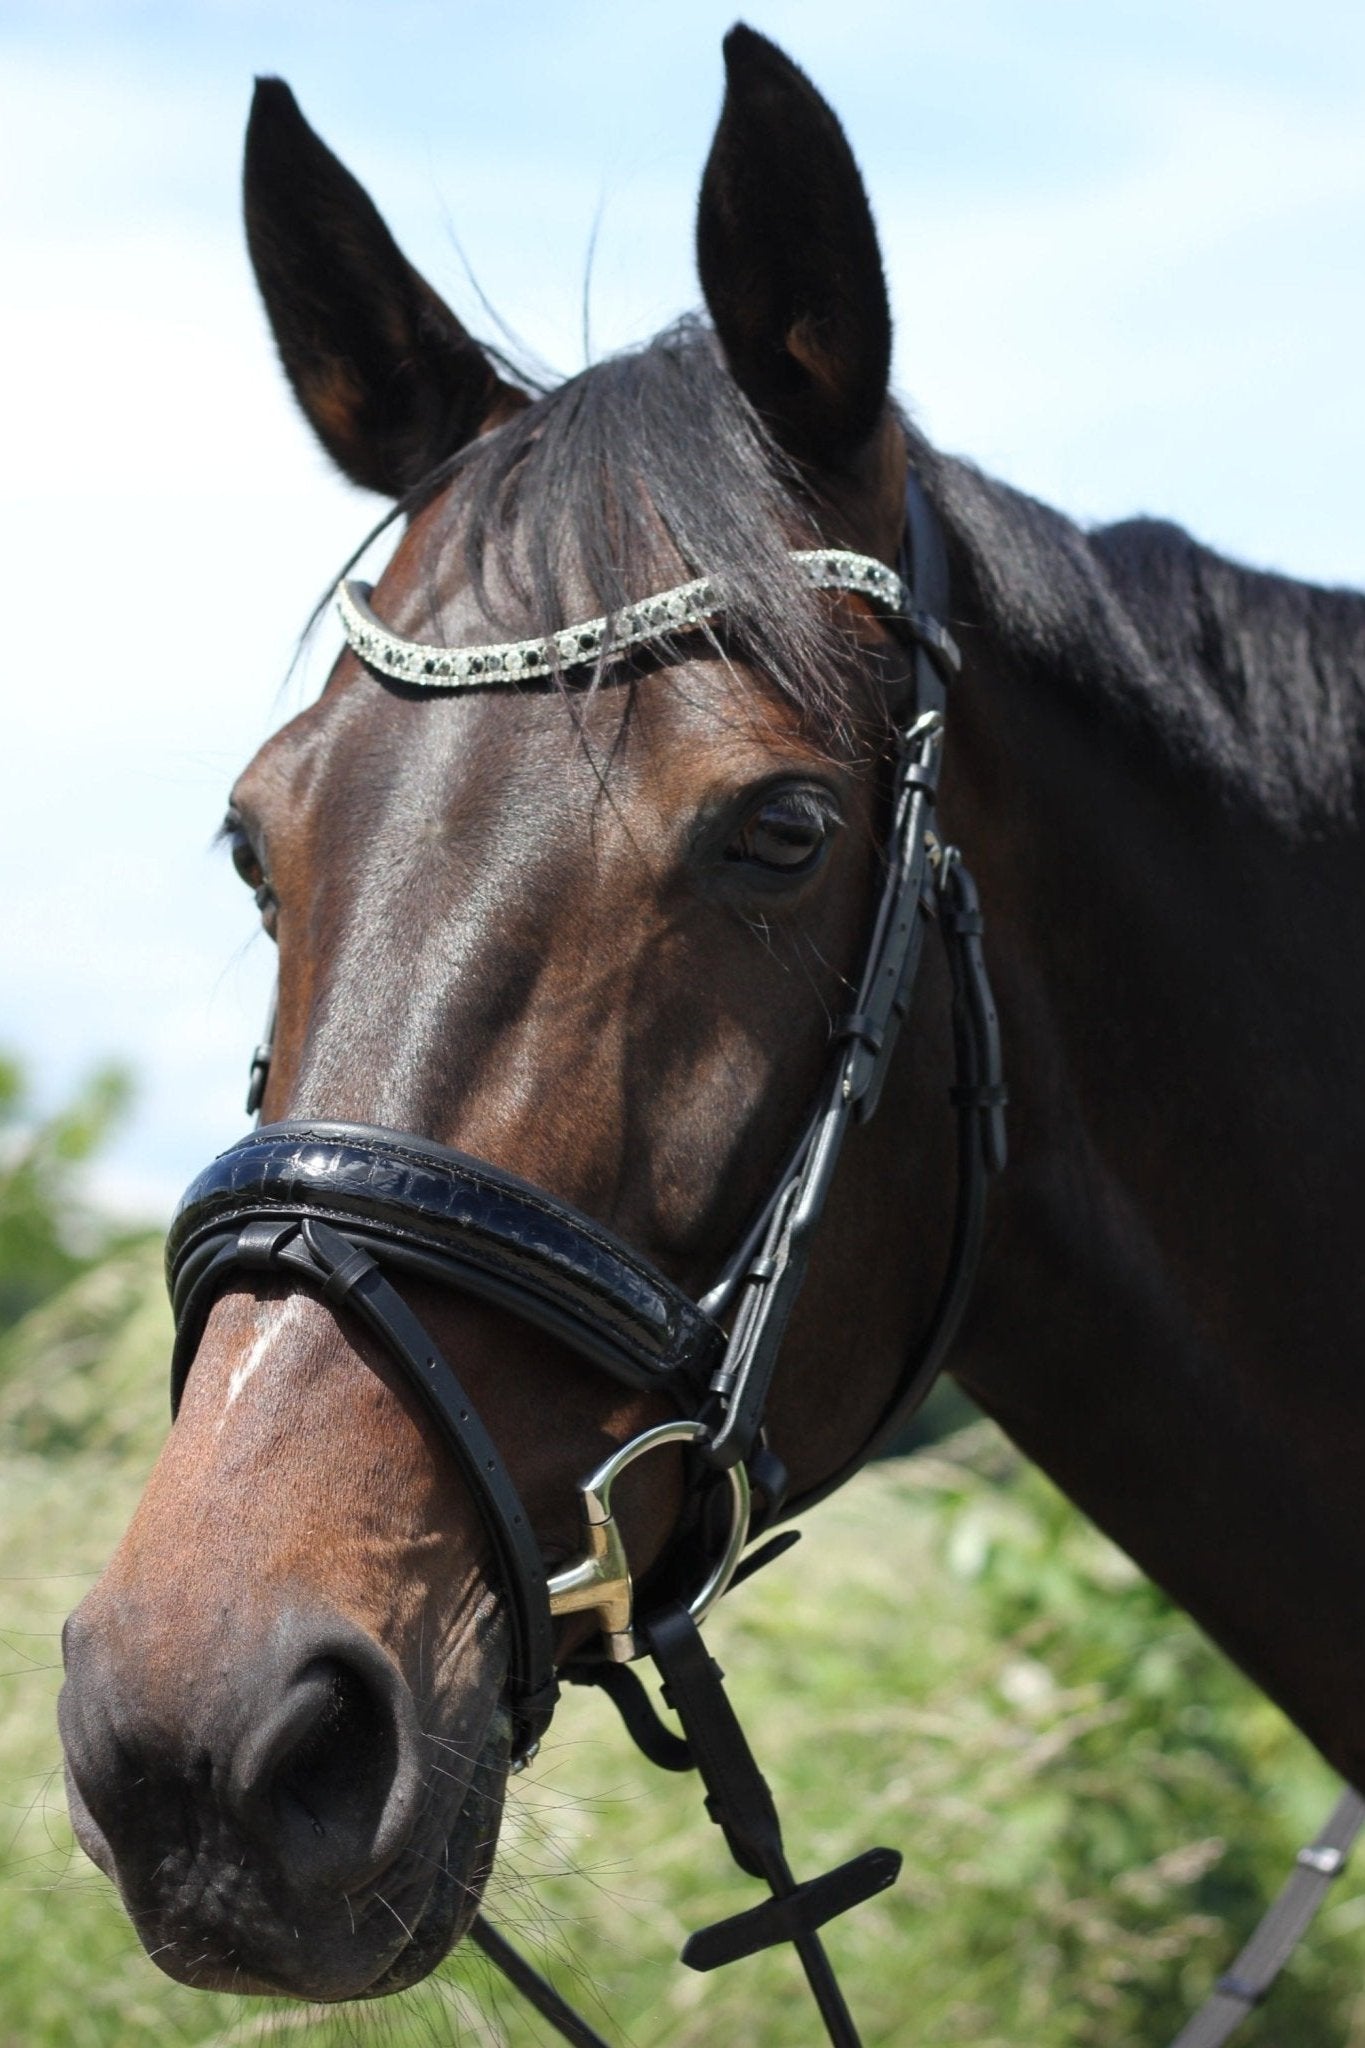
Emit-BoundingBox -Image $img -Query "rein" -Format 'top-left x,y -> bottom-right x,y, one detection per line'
165,469 -> 1358,2045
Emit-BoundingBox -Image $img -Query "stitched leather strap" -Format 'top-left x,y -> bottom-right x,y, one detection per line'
1167,1786 -> 1365,2048
570,1661 -> 694,1772
174,1212 -> 559,1757
644,1601 -> 899,2048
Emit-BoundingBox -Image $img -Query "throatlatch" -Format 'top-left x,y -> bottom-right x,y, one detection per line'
171,468 -> 1007,2046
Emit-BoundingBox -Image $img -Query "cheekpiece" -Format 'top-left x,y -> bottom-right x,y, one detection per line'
336,549 -> 926,690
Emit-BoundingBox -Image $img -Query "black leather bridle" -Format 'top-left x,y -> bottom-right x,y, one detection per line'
167,469 -> 1008,2047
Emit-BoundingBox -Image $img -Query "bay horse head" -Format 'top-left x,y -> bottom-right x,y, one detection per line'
58,27 -> 968,2009
55,15 -> 1365,2034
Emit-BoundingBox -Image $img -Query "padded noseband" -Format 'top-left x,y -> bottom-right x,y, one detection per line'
168,1120 -> 723,1406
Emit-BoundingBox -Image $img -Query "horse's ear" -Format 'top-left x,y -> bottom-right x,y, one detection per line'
697,26 -> 891,471
243,79 -> 526,497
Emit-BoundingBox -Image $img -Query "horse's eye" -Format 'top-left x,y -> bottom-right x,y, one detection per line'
224,808 -> 278,936
726,789 -> 839,874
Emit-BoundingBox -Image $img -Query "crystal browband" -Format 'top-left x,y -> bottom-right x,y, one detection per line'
337,548 -> 959,690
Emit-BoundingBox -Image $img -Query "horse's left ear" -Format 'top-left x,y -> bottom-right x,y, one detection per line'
697,25 -> 891,471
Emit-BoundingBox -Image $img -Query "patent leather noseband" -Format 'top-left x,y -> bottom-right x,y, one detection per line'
170,1124 -> 723,1408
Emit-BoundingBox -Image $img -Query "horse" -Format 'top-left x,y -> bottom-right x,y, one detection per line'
56,21 -> 1365,2043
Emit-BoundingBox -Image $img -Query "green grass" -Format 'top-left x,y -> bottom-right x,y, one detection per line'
4,1251 -> 1365,2046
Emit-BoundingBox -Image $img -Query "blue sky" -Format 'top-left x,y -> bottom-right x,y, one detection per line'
3,1 -> 1362,1214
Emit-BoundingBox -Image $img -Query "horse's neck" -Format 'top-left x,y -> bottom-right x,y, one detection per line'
939,488 -> 1365,1783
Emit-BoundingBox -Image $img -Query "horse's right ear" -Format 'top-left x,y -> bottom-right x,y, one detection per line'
243,79 -> 526,497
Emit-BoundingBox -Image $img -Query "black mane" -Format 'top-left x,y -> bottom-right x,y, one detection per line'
921,440 -> 1365,832
413,318 -> 862,733
383,317 -> 1365,828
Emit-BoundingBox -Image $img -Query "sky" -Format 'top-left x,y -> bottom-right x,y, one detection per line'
2,0 -> 1363,1218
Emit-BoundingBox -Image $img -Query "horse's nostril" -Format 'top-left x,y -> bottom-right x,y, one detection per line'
273,1661 -> 388,1841
231,1638 -> 421,1894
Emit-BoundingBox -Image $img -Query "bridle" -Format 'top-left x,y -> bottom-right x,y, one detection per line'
166,466 -> 1000,2046
166,466 -> 1355,2046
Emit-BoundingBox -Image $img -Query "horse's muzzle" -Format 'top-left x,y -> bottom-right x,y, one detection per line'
59,1597 -> 506,1998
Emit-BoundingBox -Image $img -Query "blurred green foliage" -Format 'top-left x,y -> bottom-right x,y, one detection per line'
1,1064 -> 1363,2044
0,1052 -> 145,1333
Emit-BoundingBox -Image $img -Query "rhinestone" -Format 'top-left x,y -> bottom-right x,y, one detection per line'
335,549 -> 915,692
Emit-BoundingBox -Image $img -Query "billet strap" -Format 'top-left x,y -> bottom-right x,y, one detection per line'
1167,1784 -> 1365,2048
